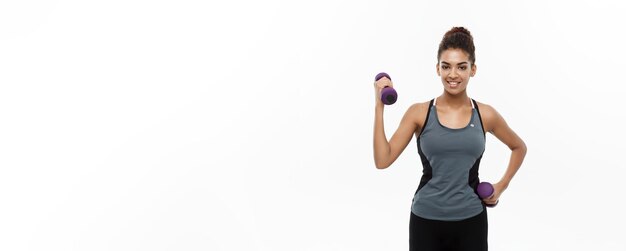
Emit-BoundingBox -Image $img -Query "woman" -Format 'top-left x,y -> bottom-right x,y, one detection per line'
372,27 -> 527,251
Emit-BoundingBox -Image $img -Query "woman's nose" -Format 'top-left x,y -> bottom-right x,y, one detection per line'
449,69 -> 459,78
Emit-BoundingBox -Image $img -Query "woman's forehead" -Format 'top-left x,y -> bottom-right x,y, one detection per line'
439,49 -> 470,63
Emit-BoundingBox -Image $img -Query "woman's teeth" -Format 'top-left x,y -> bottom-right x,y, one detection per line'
448,81 -> 460,87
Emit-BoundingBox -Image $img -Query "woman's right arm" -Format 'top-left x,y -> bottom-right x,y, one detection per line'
373,78 -> 420,169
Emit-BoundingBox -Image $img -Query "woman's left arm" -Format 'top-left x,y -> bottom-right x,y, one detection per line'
481,104 -> 527,205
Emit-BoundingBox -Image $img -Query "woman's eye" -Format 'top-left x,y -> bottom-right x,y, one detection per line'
460,67 -> 466,70
442,66 -> 449,69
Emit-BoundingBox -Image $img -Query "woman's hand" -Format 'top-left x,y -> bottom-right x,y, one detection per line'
374,76 -> 392,108
482,182 -> 506,206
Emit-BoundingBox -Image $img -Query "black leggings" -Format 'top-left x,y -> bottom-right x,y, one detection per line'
409,209 -> 488,251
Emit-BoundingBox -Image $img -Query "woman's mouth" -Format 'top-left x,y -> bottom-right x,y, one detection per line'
447,81 -> 461,88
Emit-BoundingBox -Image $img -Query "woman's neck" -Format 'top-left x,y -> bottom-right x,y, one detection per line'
438,92 -> 470,109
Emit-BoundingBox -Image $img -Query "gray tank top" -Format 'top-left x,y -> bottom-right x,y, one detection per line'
411,97 -> 486,221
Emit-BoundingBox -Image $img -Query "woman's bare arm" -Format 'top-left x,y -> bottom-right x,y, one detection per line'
373,103 -> 422,169
478,103 -> 527,204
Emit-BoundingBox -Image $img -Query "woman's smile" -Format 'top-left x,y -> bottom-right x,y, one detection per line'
447,81 -> 461,88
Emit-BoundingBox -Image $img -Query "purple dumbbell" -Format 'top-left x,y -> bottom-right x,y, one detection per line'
477,182 -> 498,208
375,72 -> 397,105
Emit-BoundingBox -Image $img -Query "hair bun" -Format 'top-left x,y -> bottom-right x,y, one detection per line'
446,27 -> 472,39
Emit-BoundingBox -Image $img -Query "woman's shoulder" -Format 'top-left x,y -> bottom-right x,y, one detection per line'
405,100 -> 434,127
407,99 -> 432,113
473,100 -> 504,133
473,100 -> 499,118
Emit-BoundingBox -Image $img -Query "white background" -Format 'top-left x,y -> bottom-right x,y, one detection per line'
1,0 -> 625,250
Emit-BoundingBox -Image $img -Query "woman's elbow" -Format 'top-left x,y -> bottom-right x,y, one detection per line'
513,141 -> 527,154
375,161 -> 390,169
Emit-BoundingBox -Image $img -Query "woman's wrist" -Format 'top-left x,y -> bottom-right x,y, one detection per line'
497,179 -> 510,190
375,102 -> 384,110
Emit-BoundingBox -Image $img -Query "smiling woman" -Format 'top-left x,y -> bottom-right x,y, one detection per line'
372,27 -> 527,251
437,27 -> 476,96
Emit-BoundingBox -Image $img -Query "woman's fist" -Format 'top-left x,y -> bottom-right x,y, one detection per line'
374,73 -> 393,107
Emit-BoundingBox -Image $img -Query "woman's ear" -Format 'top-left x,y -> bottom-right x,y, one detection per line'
471,64 -> 477,77
436,63 -> 440,76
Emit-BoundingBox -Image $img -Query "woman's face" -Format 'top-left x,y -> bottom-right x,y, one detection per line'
436,48 -> 476,95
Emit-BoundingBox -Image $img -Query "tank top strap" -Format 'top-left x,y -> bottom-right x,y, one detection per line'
471,98 -> 486,137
